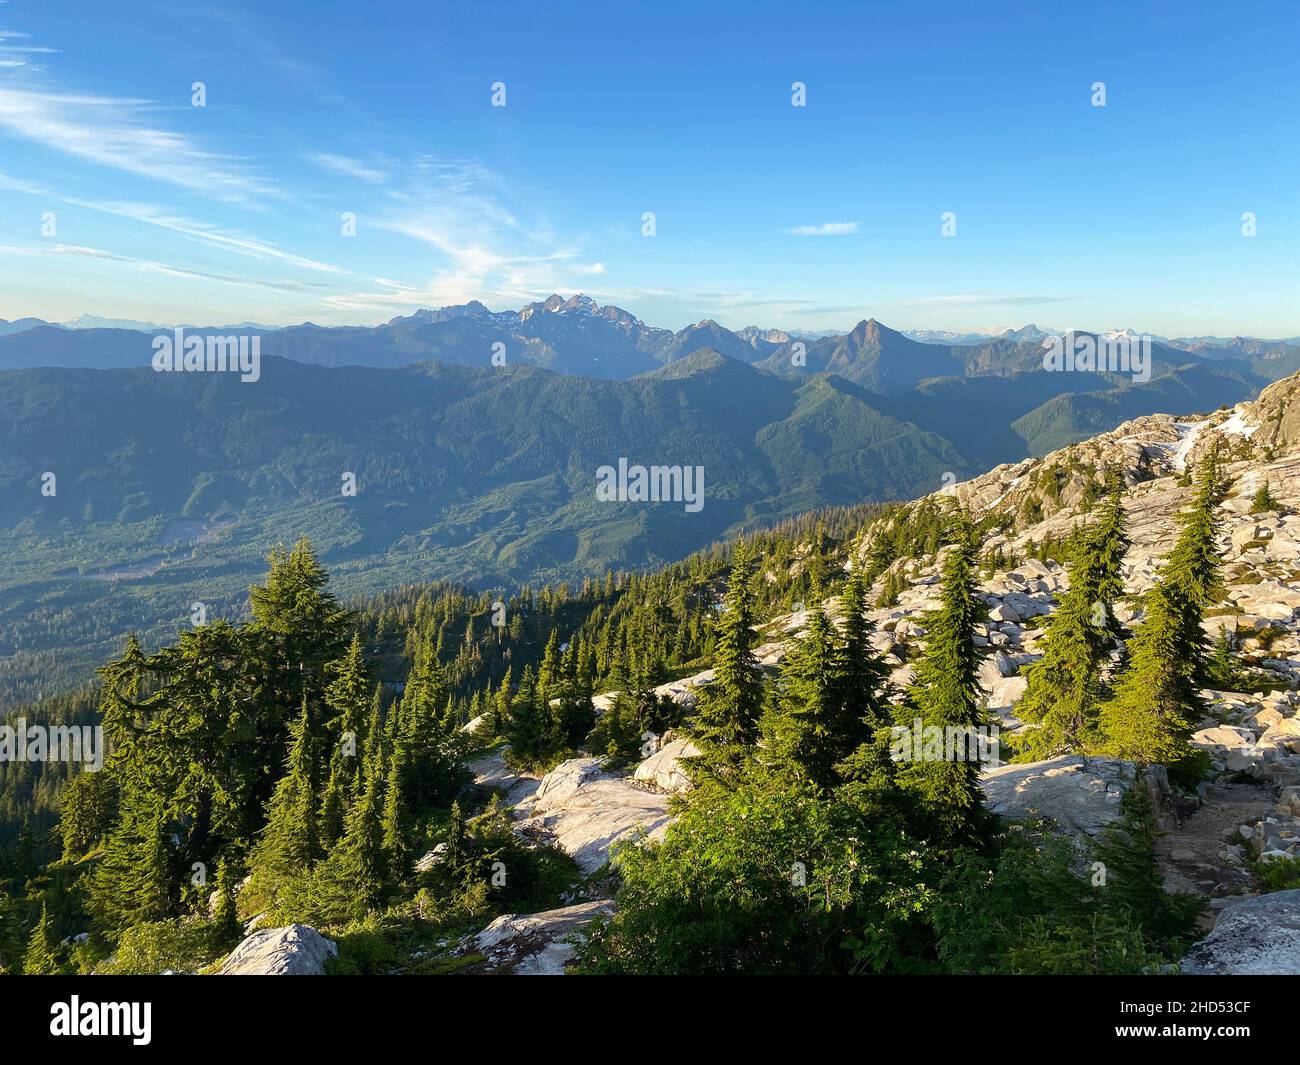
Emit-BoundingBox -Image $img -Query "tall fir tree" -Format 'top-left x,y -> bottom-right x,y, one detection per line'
312,747 -> 388,920
87,781 -> 174,932
764,604 -> 846,793
686,541 -> 764,787
895,517 -> 993,846
317,749 -> 349,852
1161,449 -> 1225,688
506,666 -> 547,766
1099,450 -> 1224,768
249,699 -> 321,902
833,568 -> 896,796
382,739 -> 416,878
1016,482 -> 1129,758
247,538 -> 353,767
324,632 -> 371,760
23,901 -> 60,976
837,568 -> 893,737
1097,579 -> 1200,767
1078,473 -> 1130,650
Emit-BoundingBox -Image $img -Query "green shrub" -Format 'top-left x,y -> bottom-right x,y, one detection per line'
1254,855 -> 1300,892
576,779 -> 938,974
97,919 -> 222,975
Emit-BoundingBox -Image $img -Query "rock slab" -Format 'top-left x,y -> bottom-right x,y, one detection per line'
470,900 -> 614,975
1182,890 -> 1300,975
980,755 -> 1151,837
516,757 -> 672,874
216,924 -> 337,975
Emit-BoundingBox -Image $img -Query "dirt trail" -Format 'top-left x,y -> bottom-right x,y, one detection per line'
1157,781 -> 1274,924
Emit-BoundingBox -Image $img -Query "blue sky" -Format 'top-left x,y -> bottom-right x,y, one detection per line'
0,0 -> 1296,336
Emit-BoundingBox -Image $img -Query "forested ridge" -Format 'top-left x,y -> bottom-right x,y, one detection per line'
1,446 -> 1246,975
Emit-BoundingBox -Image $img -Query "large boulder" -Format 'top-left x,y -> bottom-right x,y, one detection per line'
1181,890 -> 1300,975
985,675 -> 1028,712
980,756 -> 1161,837
515,758 -> 672,874
468,900 -> 614,975
1191,724 -> 1259,756
634,738 -> 700,793
216,924 -> 337,975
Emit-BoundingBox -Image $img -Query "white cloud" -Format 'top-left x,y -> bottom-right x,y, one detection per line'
786,222 -> 859,236
0,172 -> 347,275
307,152 -> 388,184
0,242 -> 330,293
0,27 -> 278,209
325,158 -> 604,312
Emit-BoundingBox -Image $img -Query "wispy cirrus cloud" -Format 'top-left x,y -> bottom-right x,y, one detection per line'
0,241 -> 332,293
786,221 -> 859,236
0,23 -> 276,206
0,85 -> 279,205
307,152 -> 388,184
325,157 -> 607,312
0,172 -> 347,274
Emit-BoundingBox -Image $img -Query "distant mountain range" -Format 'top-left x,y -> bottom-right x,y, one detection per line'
3,296 -> 1299,382
0,296 -> 1296,707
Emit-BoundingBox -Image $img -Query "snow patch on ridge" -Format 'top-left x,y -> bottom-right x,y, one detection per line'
1170,419 -> 1211,472
1221,407 -> 1259,439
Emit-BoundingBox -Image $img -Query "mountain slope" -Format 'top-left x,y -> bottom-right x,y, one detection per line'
760,319 -> 964,394
0,351 -> 966,707
1011,362 -> 1261,455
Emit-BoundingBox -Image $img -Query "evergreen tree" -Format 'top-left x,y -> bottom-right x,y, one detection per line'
1250,479 -> 1281,514
1016,486 -> 1129,758
247,538 -> 353,766
1097,580 -> 1199,767
249,537 -> 352,681
312,751 -> 387,920
1078,474 -> 1130,650
1206,626 -> 1256,692
1161,450 -> 1225,688
397,637 -> 460,809
1090,779 -> 1203,946
895,519 -> 993,846
537,630 -> 563,706
399,635 -> 447,742
687,542 -> 764,787
588,690 -> 642,763
23,901 -> 61,976
249,700 -> 320,901
382,741 -> 416,878
1016,590 -> 1102,760
1100,451 -> 1226,768
838,568 -> 892,737
506,666 -> 547,766
59,769 -> 118,860
491,667 -> 513,739
87,782 -> 174,932
324,633 -> 371,757
764,605 -> 845,792
211,857 -> 243,949
0,893 -> 24,975
318,751 -> 349,851
833,569 -> 898,799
